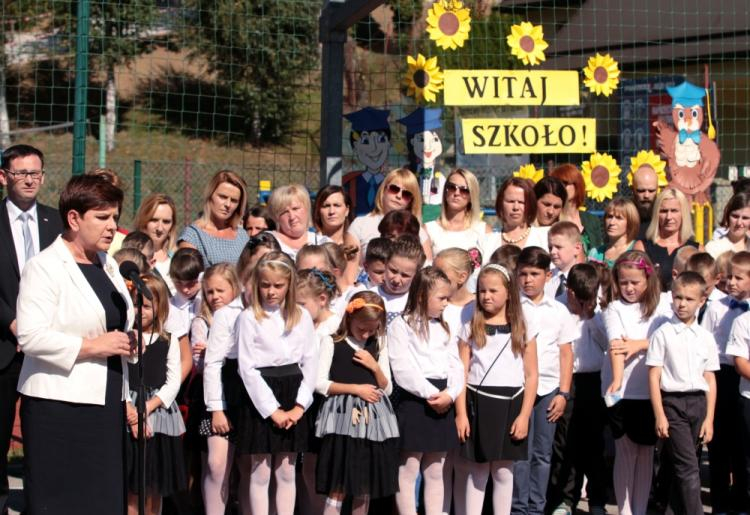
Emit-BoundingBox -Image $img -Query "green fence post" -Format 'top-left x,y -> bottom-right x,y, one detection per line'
71,0 -> 90,175
99,114 -> 106,168
133,160 -> 142,215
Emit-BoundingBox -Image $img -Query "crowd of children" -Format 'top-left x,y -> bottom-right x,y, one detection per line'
109,180 -> 750,515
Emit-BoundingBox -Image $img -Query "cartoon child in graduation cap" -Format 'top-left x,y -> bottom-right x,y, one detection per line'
653,80 -> 720,203
343,107 -> 391,216
398,107 -> 445,223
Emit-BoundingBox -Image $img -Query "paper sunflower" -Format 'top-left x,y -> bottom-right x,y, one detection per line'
506,22 -> 548,66
426,0 -> 471,50
403,54 -> 444,103
627,150 -> 668,188
583,53 -> 620,97
582,152 -> 621,202
513,164 -> 544,184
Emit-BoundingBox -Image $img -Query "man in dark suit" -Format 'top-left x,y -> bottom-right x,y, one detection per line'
0,144 -> 62,513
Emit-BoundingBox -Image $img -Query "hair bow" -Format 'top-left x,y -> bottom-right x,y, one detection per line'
310,267 -> 336,292
468,247 -> 482,270
621,257 -> 653,276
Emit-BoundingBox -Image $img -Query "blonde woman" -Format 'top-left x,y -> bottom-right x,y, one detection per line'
178,170 -> 249,266
425,168 -> 491,255
348,167 -> 432,260
634,187 -> 700,290
135,193 -> 178,293
267,183 -> 330,261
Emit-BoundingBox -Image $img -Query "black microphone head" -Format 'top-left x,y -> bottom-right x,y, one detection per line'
119,260 -> 140,278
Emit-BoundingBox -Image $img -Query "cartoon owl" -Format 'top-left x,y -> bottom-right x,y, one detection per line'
652,81 -> 720,204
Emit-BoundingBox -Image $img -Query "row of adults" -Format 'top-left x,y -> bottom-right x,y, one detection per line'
1,141 -> 749,512
156,162 -> 748,293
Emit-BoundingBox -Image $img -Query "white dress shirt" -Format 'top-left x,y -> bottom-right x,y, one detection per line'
601,295 -> 672,399
646,317 -> 719,392
701,294 -> 749,365
315,335 -> 392,396
236,306 -> 318,419
727,313 -> 750,399
203,297 -> 244,411
6,200 -> 39,273
521,293 -> 579,396
166,291 -> 201,338
572,312 -> 608,374
443,300 -> 475,345
368,285 -> 409,324
459,323 -> 526,387
388,316 -> 464,400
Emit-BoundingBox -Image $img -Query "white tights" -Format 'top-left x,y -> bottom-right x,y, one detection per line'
201,437 -> 234,515
458,457 -> 513,515
396,451 -> 447,515
613,436 -> 653,515
239,453 -> 297,515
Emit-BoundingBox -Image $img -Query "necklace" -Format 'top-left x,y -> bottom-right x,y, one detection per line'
501,226 -> 530,244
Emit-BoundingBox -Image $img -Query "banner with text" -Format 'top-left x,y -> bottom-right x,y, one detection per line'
462,118 -> 596,154
445,70 -> 580,106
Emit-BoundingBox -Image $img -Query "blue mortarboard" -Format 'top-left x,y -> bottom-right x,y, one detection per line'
666,81 -> 705,108
397,108 -> 443,136
344,107 -> 390,133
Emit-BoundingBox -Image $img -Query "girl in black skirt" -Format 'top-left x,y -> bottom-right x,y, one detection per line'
235,251 -> 319,515
453,264 -> 539,515
190,263 -> 241,515
314,291 -> 399,514
388,266 -> 465,515
126,274 -> 188,515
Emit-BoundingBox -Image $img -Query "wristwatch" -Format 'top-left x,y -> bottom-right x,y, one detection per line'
558,390 -> 571,401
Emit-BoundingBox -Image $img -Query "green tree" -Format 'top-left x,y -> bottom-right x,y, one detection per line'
52,0 -> 159,150
182,0 -> 319,144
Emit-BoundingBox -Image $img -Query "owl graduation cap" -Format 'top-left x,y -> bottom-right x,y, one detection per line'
653,80 -> 720,204
343,107 -> 391,216
398,107 -> 445,223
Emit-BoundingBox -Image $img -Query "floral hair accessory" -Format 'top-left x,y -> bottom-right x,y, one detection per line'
482,263 -> 510,281
346,298 -> 384,314
310,267 -> 336,292
468,247 -> 482,270
620,258 -> 653,276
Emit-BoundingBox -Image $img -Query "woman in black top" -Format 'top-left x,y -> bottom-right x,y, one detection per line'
635,187 -> 700,290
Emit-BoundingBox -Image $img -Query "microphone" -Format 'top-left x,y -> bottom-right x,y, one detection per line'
119,261 -> 153,300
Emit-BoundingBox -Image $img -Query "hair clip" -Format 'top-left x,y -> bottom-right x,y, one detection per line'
482,263 -> 510,281
310,267 -> 336,292
468,247 -> 482,270
346,298 -> 384,314
620,258 -> 653,276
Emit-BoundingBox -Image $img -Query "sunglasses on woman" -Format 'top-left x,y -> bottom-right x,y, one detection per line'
386,183 -> 414,202
445,182 -> 470,196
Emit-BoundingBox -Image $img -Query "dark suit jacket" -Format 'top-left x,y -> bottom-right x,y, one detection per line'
0,198 -> 63,369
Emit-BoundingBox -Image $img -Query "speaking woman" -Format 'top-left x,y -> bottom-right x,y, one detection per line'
17,174 -> 135,514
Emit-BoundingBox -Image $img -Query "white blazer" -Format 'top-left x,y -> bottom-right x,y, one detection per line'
16,236 -> 135,405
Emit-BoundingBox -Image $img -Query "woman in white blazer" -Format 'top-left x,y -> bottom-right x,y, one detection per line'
16,174 -> 135,514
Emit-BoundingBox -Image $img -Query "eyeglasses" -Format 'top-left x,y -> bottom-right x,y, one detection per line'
445,182 -> 470,196
386,183 -> 414,202
5,169 -> 44,181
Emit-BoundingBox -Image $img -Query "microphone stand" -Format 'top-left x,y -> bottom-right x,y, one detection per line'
136,290 -> 146,515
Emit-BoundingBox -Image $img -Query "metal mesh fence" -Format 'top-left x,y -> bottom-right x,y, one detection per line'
0,0 -> 748,222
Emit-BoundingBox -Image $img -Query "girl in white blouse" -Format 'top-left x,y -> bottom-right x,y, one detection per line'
189,264 -> 241,515
454,264 -> 539,515
389,266 -> 464,515
603,251 -> 671,515
235,251 -> 318,515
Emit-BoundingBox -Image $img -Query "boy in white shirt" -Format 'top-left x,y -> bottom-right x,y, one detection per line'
166,248 -> 204,383
686,252 -> 725,324
701,251 -> 750,513
545,221 -> 583,301
727,309 -> 750,515
512,246 -> 577,515
647,271 -> 719,515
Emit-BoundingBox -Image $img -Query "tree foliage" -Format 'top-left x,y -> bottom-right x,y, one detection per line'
182,0 -> 319,144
